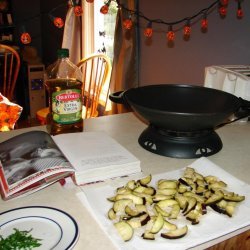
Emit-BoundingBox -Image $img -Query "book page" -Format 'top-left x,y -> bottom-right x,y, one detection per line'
0,131 -> 72,187
53,132 -> 140,172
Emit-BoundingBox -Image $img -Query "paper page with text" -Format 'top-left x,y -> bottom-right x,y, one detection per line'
52,132 -> 141,172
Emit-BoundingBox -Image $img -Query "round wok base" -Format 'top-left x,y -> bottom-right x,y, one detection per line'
138,125 -> 223,159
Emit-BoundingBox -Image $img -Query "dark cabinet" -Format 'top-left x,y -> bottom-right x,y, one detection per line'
0,0 -> 14,44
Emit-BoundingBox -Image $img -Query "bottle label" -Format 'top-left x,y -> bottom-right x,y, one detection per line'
52,89 -> 82,124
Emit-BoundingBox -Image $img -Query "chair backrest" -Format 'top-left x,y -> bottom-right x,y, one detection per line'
77,53 -> 112,119
0,44 -> 21,101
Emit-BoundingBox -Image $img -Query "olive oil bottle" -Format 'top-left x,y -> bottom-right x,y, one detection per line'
45,48 -> 83,135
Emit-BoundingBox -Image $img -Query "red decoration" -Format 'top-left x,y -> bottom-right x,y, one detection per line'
74,5 -> 83,16
167,27 -> 175,41
86,0 -> 94,2
219,6 -> 227,17
123,18 -> 133,30
53,17 -> 64,28
20,32 -> 31,44
100,5 -> 109,14
237,8 -> 243,19
183,24 -> 191,36
201,18 -> 208,30
144,27 -> 153,38
144,22 -> 153,37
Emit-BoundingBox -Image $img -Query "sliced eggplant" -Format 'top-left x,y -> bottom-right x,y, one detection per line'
115,193 -> 144,205
140,212 -> 151,226
162,219 -> 177,231
183,191 -> 205,203
154,204 -> 170,217
150,213 -> 164,234
174,194 -> 188,210
139,174 -> 152,186
126,180 -> 137,190
113,199 -> 133,212
107,208 -> 117,220
158,180 -> 177,189
153,194 -> 174,202
205,190 -> 224,205
169,204 -> 180,219
161,225 -> 188,239
125,205 -> 146,217
156,188 -> 177,196
114,221 -> 134,241
127,218 -> 142,229
141,231 -> 155,240
183,197 -> 197,216
223,193 -> 245,202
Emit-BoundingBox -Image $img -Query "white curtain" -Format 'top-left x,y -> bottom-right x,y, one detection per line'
62,6 -> 82,65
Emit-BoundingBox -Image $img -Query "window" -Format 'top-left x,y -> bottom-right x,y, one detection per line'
94,1 -> 117,61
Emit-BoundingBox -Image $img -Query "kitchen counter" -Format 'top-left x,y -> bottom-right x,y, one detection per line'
0,112 -> 249,249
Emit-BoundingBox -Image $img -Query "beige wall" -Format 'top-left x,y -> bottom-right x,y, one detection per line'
138,0 -> 250,86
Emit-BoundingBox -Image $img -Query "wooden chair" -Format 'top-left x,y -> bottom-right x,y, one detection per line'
36,53 -> 112,124
0,44 -> 21,101
77,53 -> 112,119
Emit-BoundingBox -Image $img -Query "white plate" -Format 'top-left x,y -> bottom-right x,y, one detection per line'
0,206 -> 79,250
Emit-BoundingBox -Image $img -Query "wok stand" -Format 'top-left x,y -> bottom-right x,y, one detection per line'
138,124 -> 223,159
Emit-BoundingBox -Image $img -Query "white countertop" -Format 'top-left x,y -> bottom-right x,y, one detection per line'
0,112 -> 250,249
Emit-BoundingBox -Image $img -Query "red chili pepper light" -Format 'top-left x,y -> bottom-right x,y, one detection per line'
123,18 -> 133,30
100,4 -> 109,14
74,5 -> 83,16
167,26 -> 175,42
20,32 -> 31,44
53,17 -> 64,28
144,22 -> 153,38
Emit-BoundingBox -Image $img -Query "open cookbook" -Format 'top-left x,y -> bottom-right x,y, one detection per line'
0,131 -> 141,200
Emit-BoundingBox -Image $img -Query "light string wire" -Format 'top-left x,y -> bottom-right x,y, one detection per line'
114,0 -> 221,26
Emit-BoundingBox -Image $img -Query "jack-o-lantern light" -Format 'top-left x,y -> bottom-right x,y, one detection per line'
74,5 -> 83,16
53,17 -> 64,28
144,22 -> 153,38
123,18 -> 133,30
20,32 -> 31,44
100,4 -> 109,14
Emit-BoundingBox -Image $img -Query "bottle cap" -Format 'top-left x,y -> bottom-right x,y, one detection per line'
57,48 -> 69,58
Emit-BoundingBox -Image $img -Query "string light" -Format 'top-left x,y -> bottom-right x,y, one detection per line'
18,0 -> 245,46
74,5 -> 83,16
144,22 -> 153,38
237,1 -> 243,19
100,0 -> 111,15
219,3 -> 227,17
123,17 -> 133,30
167,26 -> 175,42
201,14 -> 208,31
20,32 -> 31,45
183,20 -> 191,37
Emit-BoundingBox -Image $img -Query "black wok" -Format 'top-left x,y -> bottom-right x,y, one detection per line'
109,84 -> 250,132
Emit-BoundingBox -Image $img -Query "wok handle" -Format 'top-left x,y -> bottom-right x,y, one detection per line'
109,91 -> 126,104
235,98 -> 250,118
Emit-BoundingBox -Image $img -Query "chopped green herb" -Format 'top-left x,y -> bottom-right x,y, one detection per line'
0,228 -> 42,249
